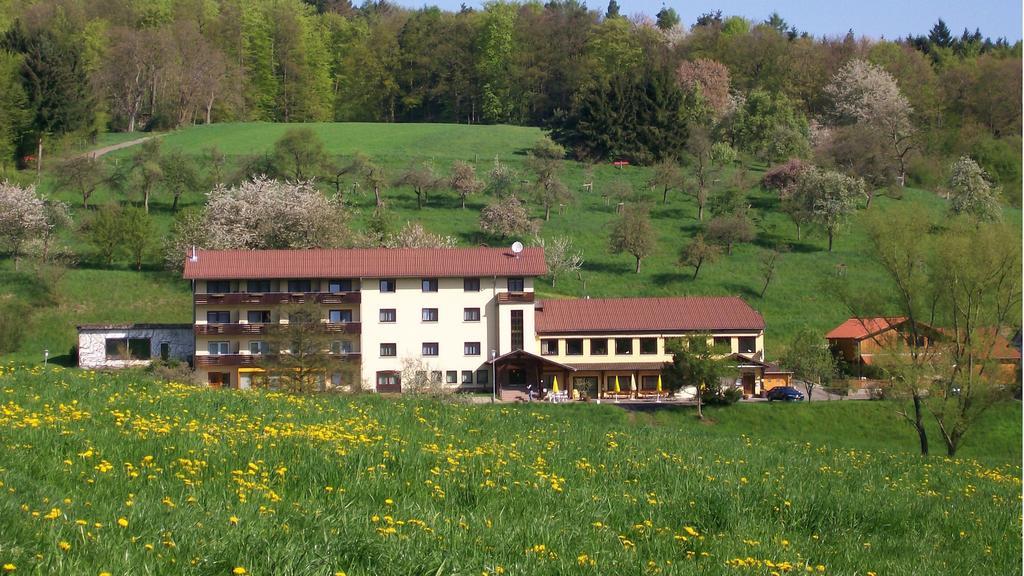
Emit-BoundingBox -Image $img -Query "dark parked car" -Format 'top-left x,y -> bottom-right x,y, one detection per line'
766,386 -> 805,402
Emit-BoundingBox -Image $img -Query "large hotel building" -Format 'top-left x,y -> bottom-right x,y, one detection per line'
182,247 -> 770,397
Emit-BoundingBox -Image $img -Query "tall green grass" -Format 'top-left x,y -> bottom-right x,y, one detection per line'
0,368 -> 1019,575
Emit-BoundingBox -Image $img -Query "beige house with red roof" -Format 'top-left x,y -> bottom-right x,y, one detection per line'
182,247 -> 768,395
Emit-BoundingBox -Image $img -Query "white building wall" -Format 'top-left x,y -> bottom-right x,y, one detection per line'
359,276 -> 508,389
78,327 -> 193,369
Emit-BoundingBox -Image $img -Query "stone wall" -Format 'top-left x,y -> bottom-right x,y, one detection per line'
78,327 -> 194,369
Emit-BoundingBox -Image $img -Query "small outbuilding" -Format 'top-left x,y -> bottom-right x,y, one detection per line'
77,324 -> 194,369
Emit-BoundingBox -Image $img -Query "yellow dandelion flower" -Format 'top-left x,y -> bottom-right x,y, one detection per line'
100,572 -> 112,576
229,516 -> 239,526
2,564 -> 15,573
233,568 -> 247,575
334,572 -> 347,576
683,526 -> 699,537
117,518 -> 129,528
58,541 -> 71,552
384,498 -> 394,506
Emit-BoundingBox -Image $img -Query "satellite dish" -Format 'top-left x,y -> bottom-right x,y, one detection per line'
511,241 -> 524,255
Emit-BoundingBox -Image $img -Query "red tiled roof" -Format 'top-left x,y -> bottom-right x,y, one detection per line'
535,297 -> 765,334
825,317 -> 908,340
182,247 -> 546,280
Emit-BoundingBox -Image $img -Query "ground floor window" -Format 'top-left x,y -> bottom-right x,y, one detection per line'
446,370 -> 458,384
105,337 -> 151,360
376,371 -> 401,392
208,372 -> 231,387
606,375 -> 633,391
462,370 -> 473,385
476,369 -> 489,385
574,376 -> 598,396
641,375 -> 659,390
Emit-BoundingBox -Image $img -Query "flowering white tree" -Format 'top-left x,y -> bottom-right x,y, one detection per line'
533,235 -> 583,287
383,222 -> 457,249
0,181 -> 62,269
164,177 -> 351,270
824,59 -> 915,186
479,196 -> 536,239
949,156 -> 1001,222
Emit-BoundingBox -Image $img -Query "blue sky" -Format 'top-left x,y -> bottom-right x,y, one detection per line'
392,0 -> 1023,41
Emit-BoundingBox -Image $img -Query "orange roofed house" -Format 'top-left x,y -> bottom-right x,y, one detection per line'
826,317 -> 1021,382
182,247 -> 775,396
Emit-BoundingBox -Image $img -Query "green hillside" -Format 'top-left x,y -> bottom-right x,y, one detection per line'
1,122 -> 1020,364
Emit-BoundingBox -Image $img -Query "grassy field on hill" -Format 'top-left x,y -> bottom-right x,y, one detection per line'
0,368 -> 1019,575
1,122 -> 1020,364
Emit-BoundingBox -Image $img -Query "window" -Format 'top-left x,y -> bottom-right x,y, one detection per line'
422,342 -> 439,356
330,309 -> 353,323
330,372 -> 344,388
422,278 -> 438,292
379,309 -> 396,323
207,280 -> 230,293
590,338 -> 608,355
329,279 -> 353,293
476,369 -> 489,385
104,338 -> 151,360
566,339 -> 584,356
464,342 -> 481,356
464,307 -> 481,322
431,371 -> 443,384
247,310 -> 271,324
641,375 -> 659,390
541,339 -> 559,356
249,340 -> 270,355
615,338 -> 633,355
376,372 -> 400,390
446,371 -> 458,384
606,375 -> 628,390
464,277 -> 480,291
380,279 -> 397,293
640,338 -> 658,355
159,342 -> 170,361
207,310 -> 231,324
331,340 -> 353,354
246,280 -> 270,293
208,341 -> 231,355
380,343 -> 397,357
507,277 -> 524,292
287,279 -> 312,293
511,310 -> 524,351
422,308 -> 439,322
713,337 -> 732,352
739,337 -> 757,354
462,370 -> 474,385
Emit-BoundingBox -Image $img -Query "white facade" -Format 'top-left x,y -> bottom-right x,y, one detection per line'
77,324 -> 193,369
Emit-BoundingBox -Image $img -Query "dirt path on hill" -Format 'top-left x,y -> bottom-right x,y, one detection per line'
80,134 -> 162,159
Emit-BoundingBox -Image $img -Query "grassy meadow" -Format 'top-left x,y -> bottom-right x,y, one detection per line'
0,367 -> 1019,575
1,122 -> 1021,364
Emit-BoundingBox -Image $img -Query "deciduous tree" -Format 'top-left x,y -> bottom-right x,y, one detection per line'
0,180 -> 49,269
395,162 -> 442,210
792,167 -> 864,252
608,205 -> 655,273
54,156 -> 105,209
272,127 -> 327,181
780,327 -> 836,401
948,156 -> 1001,222
533,235 -> 583,288
675,59 -> 730,117
479,196 -> 533,240
647,160 -> 683,204
449,160 -> 484,209
679,233 -> 720,280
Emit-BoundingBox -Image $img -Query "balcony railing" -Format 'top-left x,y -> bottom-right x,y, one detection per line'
497,292 -> 535,304
195,322 -> 361,336
196,352 -> 361,368
194,292 -> 361,306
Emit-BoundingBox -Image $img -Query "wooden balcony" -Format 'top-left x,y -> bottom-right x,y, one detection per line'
195,323 -> 269,336
194,292 -> 361,306
195,322 -> 361,336
196,352 -> 361,368
497,292 -> 535,304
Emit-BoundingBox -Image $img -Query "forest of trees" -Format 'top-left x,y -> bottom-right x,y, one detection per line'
0,0 -> 1020,198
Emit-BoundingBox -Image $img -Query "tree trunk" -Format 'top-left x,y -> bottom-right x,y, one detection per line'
36,137 -> 43,176
692,258 -> 702,280
865,190 -> 874,209
913,394 -> 929,456
144,186 -> 150,213
172,192 -> 180,211
374,186 -> 383,208
662,186 -> 669,204
795,221 -> 802,241
635,256 -> 641,274
827,230 -> 834,252
696,382 -> 703,419
416,190 -> 423,209
697,201 -> 704,221
461,196 -> 466,209
544,205 -> 551,221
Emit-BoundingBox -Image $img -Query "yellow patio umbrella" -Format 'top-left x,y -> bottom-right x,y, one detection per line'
614,375 -> 621,393
551,376 -> 559,394
656,374 -> 663,393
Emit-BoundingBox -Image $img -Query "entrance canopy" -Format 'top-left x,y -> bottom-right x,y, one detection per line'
487,349 -> 577,372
